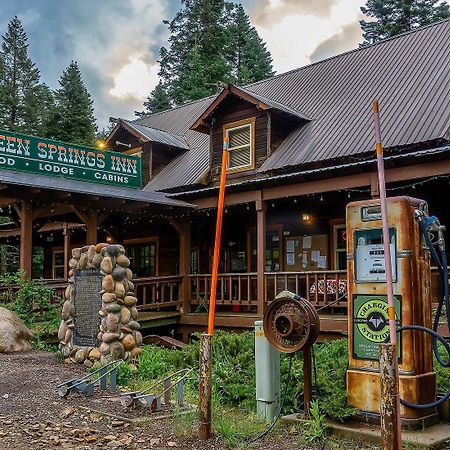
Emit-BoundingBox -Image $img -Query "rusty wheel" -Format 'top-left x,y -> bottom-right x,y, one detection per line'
263,294 -> 320,353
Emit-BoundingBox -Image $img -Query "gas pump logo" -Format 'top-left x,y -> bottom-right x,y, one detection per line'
355,299 -> 392,343
352,294 -> 401,360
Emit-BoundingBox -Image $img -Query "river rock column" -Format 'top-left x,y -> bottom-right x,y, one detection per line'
57,243 -> 142,366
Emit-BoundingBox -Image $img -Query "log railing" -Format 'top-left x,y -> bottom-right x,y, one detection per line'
189,273 -> 258,308
133,275 -> 183,310
264,270 -> 348,308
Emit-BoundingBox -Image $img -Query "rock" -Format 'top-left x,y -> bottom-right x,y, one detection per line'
126,268 -> 133,281
68,258 -> 78,270
120,308 -> 131,324
75,349 -> 85,363
130,306 -> 138,320
135,331 -> 143,346
116,254 -> 130,268
121,326 -> 132,334
81,245 -> 90,253
102,332 -> 120,343
128,281 -> 135,292
72,248 -> 81,259
89,348 -> 101,360
105,245 -> 120,257
106,313 -> 120,332
97,331 -> 104,341
64,328 -> 73,344
122,334 -> 135,351
64,285 -> 73,301
128,321 -> 140,330
124,296 -> 137,307
111,420 -> 124,427
62,300 -> 73,320
95,243 -> 108,253
61,346 -> 71,358
101,256 -> 113,274
110,341 -> 125,359
102,292 -> 116,303
68,269 -> 74,277
104,435 -> 117,442
84,359 -> 93,368
87,245 -> 96,262
99,342 -> 110,354
84,435 -> 97,443
112,266 -> 127,281
131,347 -> 142,357
58,320 -> 67,341
79,253 -> 88,269
92,252 -> 103,268
106,303 -> 121,314
114,282 -> 125,299
102,275 -> 114,292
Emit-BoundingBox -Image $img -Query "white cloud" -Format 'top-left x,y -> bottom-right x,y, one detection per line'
253,0 -> 364,73
110,56 -> 160,100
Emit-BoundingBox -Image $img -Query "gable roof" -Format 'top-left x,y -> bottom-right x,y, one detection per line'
133,19 -> 450,192
190,84 -> 309,133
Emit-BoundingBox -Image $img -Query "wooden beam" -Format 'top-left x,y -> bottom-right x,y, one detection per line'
193,190 -> 259,209
0,228 -> 21,238
33,204 -> 73,220
71,206 -> 90,225
98,211 -> 109,226
86,211 -> 98,245
256,196 -> 266,317
63,223 -> 71,280
13,203 -> 21,220
174,221 -> 191,315
19,200 -> 32,277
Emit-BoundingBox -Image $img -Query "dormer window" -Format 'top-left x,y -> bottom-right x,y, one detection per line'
223,118 -> 255,173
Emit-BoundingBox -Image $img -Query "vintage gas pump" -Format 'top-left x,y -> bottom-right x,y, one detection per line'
346,196 -> 437,422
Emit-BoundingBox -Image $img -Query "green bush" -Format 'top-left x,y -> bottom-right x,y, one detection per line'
0,270 -> 60,348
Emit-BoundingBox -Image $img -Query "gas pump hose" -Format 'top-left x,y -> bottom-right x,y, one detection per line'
385,214 -> 450,409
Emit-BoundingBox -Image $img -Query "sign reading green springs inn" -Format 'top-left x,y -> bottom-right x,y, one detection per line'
0,130 -> 142,188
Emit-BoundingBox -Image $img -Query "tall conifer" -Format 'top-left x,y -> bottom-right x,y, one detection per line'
360,0 -> 450,45
52,61 -> 97,145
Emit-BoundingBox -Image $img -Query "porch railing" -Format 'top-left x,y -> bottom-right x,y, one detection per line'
264,270 -> 348,308
133,275 -> 183,310
190,273 -> 258,308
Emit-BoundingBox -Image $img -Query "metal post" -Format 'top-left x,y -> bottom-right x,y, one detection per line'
380,343 -> 400,450
199,333 -> 212,440
303,347 -> 313,416
373,100 -> 402,449
164,377 -> 172,405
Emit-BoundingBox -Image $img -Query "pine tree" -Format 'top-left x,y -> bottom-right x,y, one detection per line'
52,61 -> 97,145
228,4 -> 274,85
360,0 -> 450,45
136,81 -> 171,117
0,16 -> 50,133
151,0 -> 274,107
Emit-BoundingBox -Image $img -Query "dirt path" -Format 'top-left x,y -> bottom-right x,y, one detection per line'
0,350 -> 325,450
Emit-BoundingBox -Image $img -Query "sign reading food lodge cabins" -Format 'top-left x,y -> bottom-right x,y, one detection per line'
0,130 -> 142,188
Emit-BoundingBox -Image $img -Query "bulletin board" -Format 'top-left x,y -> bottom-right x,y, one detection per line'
284,235 -> 329,271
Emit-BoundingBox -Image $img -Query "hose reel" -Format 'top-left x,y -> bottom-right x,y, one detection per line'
263,290 -> 320,415
263,291 -> 320,353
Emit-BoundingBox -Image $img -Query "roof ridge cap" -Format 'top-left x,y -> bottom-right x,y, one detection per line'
245,18 -> 450,89
124,119 -> 187,139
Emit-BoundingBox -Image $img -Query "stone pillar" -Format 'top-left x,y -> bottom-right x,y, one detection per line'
19,200 -> 32,277
256,198 -> 266,317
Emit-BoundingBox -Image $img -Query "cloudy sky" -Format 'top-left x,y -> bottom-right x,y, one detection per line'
0,0 -> 397,128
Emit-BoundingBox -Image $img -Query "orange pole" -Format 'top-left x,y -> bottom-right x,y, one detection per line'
207,136 -> 229,335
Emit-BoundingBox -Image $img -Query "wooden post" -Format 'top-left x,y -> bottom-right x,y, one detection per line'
198,333 -> 213,440
256,198 -> 266,317
86,212 -> 98,245
172,220 -> 191,314
380,343 -> 400,450
63,223 -> 71,280
19,200 -> 32,277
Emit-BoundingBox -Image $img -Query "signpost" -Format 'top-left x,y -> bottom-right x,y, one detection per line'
0,130 -> 142,188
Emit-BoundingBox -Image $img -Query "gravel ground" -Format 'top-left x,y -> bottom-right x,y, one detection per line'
0,350 -> 375,450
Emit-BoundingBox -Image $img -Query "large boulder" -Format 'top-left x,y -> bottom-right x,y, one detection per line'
0,307 -> 33,353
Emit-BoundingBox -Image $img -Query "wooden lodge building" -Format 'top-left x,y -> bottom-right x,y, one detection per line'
0,21 -> 449,340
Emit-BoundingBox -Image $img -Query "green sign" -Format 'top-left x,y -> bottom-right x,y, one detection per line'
352,294 -> 402,360
0,130 -> 142,188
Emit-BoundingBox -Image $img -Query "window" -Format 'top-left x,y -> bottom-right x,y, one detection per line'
223,118 -> 255,172
52,250 -> 65,278
124,240 -> 158,277
333,224 -> 347,270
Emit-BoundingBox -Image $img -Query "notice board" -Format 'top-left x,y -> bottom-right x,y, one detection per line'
284,235 -> 328,271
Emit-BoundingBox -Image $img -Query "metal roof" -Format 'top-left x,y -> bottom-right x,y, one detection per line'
0,169 -> 194,209
132,20 -> 450,190
122,120 -> 189,150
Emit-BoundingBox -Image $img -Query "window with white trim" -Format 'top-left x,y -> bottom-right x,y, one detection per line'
225,120 -> 254,172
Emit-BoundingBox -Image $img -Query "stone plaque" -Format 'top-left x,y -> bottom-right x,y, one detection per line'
73,269 -> 103,347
